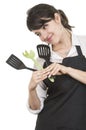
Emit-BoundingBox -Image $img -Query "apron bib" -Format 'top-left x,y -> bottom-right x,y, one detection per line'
35,46 -> 86,130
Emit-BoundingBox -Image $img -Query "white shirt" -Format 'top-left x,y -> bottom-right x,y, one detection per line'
27,34 -> 86,114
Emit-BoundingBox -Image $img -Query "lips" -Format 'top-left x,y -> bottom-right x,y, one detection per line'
47,34 -> 53,43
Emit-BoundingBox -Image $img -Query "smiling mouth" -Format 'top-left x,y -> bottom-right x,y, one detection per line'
47,35 -> 53,42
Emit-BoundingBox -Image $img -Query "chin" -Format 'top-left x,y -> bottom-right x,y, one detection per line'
52,41 -> 58,44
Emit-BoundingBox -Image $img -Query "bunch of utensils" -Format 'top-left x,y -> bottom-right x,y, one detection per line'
6,44 -> 55,82
6,44 -> 52,71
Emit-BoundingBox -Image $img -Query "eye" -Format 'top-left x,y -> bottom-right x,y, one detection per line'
42,24 -> 48,29
36,33 -> 41,37
35,33 -> 41,37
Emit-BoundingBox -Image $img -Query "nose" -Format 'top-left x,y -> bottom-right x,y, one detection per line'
40,31 -> 47,42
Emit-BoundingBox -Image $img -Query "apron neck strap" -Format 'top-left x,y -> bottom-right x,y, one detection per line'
76,46 -> 83,56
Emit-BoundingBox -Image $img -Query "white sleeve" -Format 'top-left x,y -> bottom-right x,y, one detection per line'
27,82 -> 47,114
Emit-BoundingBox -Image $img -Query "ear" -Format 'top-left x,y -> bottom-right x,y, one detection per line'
54,13 -> 61,23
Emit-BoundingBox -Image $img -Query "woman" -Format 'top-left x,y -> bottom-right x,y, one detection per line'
26,3 -> 86,130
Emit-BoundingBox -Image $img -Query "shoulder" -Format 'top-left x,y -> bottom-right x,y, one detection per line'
77,35 -> 86,57
77,35 -> 86,43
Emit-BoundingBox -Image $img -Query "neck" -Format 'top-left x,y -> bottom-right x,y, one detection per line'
52,29 -> 72,51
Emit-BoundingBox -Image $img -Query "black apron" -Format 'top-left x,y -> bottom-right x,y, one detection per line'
35,46 -> 86,130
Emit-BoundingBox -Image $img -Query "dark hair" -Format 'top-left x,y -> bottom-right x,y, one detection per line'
26,3 -> 73,31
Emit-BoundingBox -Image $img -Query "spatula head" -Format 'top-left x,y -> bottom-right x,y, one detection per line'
37,44 -> 51,60
6,54 -> 37,71
6,54 -> 25,70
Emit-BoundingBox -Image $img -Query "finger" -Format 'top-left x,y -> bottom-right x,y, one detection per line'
36,71 -> 48,82
46,63 -> 57,71
48,64 -> 61,75
51,67 -> 60,75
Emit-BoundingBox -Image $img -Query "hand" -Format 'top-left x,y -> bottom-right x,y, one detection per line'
29,69 -> 50,90
45,62 -> 68,77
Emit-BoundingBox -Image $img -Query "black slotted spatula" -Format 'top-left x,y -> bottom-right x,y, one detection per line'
37,44 -> 55,82
6,54 -> 37,71
37,44 -> 51,66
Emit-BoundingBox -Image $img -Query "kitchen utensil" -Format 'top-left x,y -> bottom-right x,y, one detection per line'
23,49 -> 54,82
37,44 -> 55,82
23,50 -> 43,70
6,54 -> 37,71
37,44 -> 51,66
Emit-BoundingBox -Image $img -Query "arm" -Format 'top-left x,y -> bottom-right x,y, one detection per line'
27,83 -> 47,114
28,70 -> 49,111
45,63 -> 86,84
67,67 -> 86,84
29,86 -> 40,110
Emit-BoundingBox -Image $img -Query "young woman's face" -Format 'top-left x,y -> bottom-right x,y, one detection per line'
32,14 -> 64,45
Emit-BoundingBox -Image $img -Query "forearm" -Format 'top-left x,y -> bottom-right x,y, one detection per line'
67,67 -> 86,84
45,63 -> 86,84
28,87 -> 41,110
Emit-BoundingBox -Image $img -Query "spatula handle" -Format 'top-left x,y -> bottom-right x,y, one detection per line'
26,67 -> 37,71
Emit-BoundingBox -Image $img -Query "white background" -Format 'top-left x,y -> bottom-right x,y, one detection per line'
0,0 -> 86,130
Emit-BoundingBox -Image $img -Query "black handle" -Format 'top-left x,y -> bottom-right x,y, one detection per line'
26,67 -> 37,71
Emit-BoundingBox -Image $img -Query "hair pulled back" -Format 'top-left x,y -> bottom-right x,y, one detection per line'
27,4 -> 73,31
